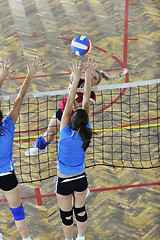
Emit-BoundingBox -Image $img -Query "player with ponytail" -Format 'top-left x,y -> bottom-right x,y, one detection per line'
55,57 -> 97,240
71,108 -> 93,151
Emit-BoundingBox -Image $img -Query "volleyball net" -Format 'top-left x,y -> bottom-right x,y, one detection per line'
0,79 -> 160,183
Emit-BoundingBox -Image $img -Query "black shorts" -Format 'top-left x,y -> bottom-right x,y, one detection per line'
55,172 -> 88,195
55,108 -> 63,121
0,170 -> 18,191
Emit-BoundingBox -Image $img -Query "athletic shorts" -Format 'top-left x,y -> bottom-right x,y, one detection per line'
55,172 -> 88,195
55,108 -> 63,121
0,170 -> 18,191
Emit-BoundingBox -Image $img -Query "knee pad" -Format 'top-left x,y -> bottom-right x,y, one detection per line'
74,205 -> 87,222
36,136 -> 48,150
60,208 -> 73,226
9,203 -> 25,221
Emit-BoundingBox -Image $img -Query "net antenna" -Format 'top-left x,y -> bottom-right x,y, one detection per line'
0,78 -> 159,183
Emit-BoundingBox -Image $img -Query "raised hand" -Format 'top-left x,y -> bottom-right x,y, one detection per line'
0,59 -> 15,79
85,57 -> 98,76
25,57 -> 45,77
0,59 -> 15,88
70,60 -> 85,79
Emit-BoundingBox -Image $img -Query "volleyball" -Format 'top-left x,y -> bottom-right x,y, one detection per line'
71,35 -> 92,56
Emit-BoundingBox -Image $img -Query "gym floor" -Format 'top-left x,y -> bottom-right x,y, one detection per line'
0,0 -> 160,239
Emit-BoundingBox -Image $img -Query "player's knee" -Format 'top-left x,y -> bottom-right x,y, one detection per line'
74,205 -> 87,222
60,208 -> 73,226
9,203 -> 25,221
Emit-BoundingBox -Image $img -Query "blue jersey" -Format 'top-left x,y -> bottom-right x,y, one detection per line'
0,116 -> 15,173
57,123 -> 91,175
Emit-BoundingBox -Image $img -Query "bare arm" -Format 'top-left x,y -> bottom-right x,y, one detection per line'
0,59 -> 14,89
83,58 -> 97,123
51,68 -> 81,90
8,57 -> 44,124
60,61 -> 84,131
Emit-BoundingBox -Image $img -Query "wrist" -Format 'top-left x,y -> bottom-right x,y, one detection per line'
26,72 -> 33,79
0,74 -> 6,81
85,73 -> 91,80
74,75 -> 81,82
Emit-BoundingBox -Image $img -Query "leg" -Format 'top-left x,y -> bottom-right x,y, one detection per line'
4,184 -> 30,239
43,115 -> 60,144
56,193 -> 73,240
73,189 -> 88,239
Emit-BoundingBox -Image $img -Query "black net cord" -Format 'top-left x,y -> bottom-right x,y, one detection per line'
138,86 -> 144,169
27,97 -> 32,182
110,89 -> 114,166
156,83 -> 160,162
101,90 -> 105,164
147,85 -> 153,167
120,88 -> 125,168
46,96 -> 50,177
36,97 -> 42,181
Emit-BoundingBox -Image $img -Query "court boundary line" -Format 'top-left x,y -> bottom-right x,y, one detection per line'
0,182 -> 159,206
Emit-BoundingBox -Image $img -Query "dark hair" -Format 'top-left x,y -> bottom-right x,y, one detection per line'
0,110 -> 3,126
71,109 -> 94,151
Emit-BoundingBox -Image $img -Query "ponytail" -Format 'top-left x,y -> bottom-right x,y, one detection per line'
96,68 -> 128,83
71,109 -> 97,151
78,125 -> 94,151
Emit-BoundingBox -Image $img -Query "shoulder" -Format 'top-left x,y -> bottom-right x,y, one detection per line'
0,116 -> 15,136
59,124 -> 72,137
3,116 -> 15,130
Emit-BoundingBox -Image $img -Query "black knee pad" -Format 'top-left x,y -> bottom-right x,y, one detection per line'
60,208 -> 73,226
74,205 -> 87,222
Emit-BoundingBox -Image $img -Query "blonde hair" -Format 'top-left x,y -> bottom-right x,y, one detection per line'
96,68 -> 128,83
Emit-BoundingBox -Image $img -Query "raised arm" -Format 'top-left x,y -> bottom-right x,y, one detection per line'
0,59 -> 14,89
51,65 -> 83,90
60,61 -> 84,131
83,57 -> 97,122
8,57 -> 44,124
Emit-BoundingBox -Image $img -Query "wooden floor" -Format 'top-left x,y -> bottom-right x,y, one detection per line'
0,0 -> 160,239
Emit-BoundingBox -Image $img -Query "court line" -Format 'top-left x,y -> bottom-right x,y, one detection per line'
123,0 -> 129,68
0,182 -> 159,206
128,4 -> 138,6
58,2 -> 130,116
13,117 -> 160,141
95,122 -> 160,133
8,68 -> 123,80
14,35 -> 37,37
128,38 -> 139,41
9,0 -> 130,124
13,1 -> 159,142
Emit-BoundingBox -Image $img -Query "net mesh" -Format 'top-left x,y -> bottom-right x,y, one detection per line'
0,79 -> 160,183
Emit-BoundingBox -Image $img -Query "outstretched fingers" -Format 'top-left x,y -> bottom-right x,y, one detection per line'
8,62 -> 14,71
37,59 -> 45,69
1,61 -> 4,69
26,57 -> 45,76
1,59 -> 14,70
38,62 -> 45,70
32,57 -> 45,69
0,59 -> 15,78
